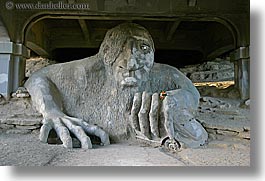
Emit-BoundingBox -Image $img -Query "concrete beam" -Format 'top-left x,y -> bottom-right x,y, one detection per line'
188,0 -> 197,7
50,34 -> 204,52
165,20 -> 181,41
26,41 -> 49,57
25,20 -> 51,57
237,58 -> 250,100
0,42 -> 30,56
230,47 -> 250,100
230,46 -> 249,60
0,20 -> 10,41
0,42 -> 30,98
78,19 -> 91,42
206,44 -> 234,60
50,36 -> 100,49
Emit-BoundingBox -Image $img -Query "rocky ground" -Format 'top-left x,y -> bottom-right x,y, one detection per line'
179,57 -> 234,83
0,93 -> 250,166
0,57 -> 250,166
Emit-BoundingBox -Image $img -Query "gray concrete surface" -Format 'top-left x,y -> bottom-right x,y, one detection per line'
0,132 -> 184,166
0,132 -> 250,166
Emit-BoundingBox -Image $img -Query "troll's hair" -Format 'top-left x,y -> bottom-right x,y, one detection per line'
99,23 -> 155,65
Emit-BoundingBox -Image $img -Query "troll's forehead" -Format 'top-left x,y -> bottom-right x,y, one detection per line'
99,23 -> 154,65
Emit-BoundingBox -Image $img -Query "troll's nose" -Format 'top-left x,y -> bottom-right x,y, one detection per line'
127,57 -> 139,70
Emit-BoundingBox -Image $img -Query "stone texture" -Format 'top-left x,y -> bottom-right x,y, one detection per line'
238,131 -> 250,139
200,96 -> 231,108
0,124 -> 15,129
216,129 -> 239,137
197,85 -> 240,99
197,96 -> 250,140
11,87 -> 31,98
24,23 -> 207,149
200,118 -> 247,132
25,57 -> 56,77
6,129 -> 31,134
0,118 -> 42,126
0,132 -> 250,166
207,140 -> 231,149
185,60 -> 240,98
180,58 -> 234,83
16,125 -> 41,130
16,92 -> 30,98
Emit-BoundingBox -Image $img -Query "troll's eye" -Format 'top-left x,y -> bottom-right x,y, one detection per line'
140,44 -> 150,52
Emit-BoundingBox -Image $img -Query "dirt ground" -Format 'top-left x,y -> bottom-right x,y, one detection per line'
0,95 -> 250,166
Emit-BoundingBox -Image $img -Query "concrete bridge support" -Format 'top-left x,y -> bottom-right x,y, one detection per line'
231,47 -> 250,100
0,0 -> 249,99
0,20 -> 29,99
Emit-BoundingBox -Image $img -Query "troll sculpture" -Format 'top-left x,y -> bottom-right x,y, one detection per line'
25,23 -> 208,150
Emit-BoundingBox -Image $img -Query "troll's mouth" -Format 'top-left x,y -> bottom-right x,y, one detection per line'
121,77 -> 138,86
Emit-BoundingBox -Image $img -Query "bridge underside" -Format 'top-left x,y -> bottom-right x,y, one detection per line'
0,0 -> 249,99
27,18 -> 235,65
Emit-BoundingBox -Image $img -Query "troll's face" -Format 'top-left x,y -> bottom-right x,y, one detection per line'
100,23 -> 155,89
